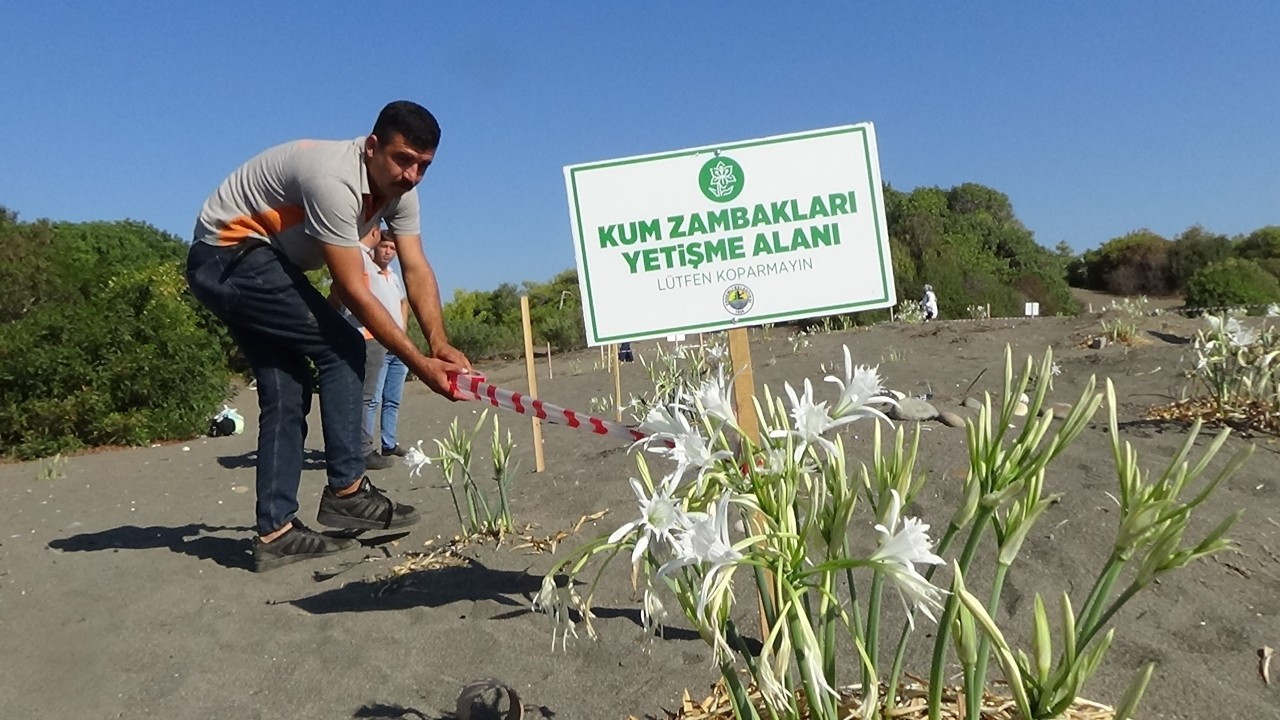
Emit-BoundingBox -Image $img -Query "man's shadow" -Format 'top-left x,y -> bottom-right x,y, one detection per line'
218,448 -> 327,470
290,559 -> 544,614
48,523 -> 254,571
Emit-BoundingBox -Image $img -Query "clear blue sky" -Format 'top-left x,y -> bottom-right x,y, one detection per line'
3,2 -> 1276,297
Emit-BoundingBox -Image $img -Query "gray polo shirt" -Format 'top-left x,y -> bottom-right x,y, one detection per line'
193,136 -> 420,270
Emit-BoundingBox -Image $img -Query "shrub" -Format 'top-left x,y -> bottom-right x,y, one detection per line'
1076,230 -> 1175,295
1233,226 -> 1280,261
1184,258 -> 1280,310
0,262 -> 232,459
1256,257 -> 1280,283
440,314 -> 523,360
1168,225 -> 1233,290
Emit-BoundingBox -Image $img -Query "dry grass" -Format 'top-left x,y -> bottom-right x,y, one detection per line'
635,678 -> 1116,720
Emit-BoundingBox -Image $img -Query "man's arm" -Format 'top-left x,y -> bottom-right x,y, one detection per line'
392,233 -> 472,370
322,242 -> 465,398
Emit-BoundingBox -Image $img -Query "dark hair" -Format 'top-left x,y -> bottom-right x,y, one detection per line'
372,101 -> 441,151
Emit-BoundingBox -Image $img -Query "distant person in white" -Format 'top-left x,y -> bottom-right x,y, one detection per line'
922,284 -> 939,321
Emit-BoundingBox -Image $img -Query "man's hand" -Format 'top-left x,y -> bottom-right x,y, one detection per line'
431,342 -> 473,372
414,356 -> 470,401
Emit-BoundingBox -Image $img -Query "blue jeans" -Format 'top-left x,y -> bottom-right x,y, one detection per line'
186,241 -> 367,535
365,351 -> 409,451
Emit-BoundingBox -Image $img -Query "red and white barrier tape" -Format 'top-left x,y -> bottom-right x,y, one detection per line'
448,372 -> 647,445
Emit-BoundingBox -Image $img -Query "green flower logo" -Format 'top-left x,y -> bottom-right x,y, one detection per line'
699,156 -> 744,203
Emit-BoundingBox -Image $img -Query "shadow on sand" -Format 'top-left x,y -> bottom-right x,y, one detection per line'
289,559 -> 544,614
292,556 -> 711,647
48,523 -> 254,570
351,701 -> 558,719
1148,329 -> 1191,345
217,448 -> 328,470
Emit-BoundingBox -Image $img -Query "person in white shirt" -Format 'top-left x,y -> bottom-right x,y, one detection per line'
335,226 -> 407,469
922,284 -> 939,321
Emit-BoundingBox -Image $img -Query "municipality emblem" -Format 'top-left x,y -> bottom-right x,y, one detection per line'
699,155 -> 744,203
722,284 -> 754,315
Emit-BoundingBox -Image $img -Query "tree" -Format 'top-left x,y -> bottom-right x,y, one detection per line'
1184,257 -> 1280,310
1168,225 -> 1232,290
1076,230 -> 1175,295
884,182 -> 1078,318
1234,226 -> 1280,260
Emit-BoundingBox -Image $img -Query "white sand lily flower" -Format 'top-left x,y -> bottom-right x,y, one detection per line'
825,345 -> 895,422
770,379 -> 852,459
759,445 -> 816,477
532,575 -> 594,651
870,490 -> 946,626
689,370 -> 736,426
607,476 -> 690,565
640,581 -> 670,635
656,429 -> 733,488
659,492 -> 744,617
1229,323 -> 1259,347
705,342 -> 728,363
404,440 -> 431,477
1205,313 -> 1256,347
635,404 -> 693,446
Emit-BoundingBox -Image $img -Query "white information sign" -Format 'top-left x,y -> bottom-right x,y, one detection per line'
564,124 -> 895,346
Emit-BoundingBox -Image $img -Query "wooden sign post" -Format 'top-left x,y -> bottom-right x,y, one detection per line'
519,296 -> 546,472
612,345 -> 624,422
726,327 -> 759,444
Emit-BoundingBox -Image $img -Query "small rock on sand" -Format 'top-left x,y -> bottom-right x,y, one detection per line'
1013,401 -> 1029,417
890,397 -> 940,422
1040,403 -> 1072,420
962,396 -> 983,411
937,411 -> 966,428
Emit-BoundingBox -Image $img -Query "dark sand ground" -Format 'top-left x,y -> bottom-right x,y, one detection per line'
2,302 -> 1278,719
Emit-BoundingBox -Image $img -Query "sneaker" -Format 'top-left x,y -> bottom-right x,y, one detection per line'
252,520 -> 357,572
317,476 -> 421,530
364,450 -> 394,470
381,444 -> 408,457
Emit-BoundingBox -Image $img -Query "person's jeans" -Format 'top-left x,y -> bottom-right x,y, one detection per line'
185,240 -> 366,535
359,340 -> 389,455
374,352 -> 409,451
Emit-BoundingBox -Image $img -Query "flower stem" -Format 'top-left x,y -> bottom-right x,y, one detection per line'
1077,555 -> 1126,643
928,510 -> 991,720
884,523 -> 960,712
1080,580 -> 1143,649
966,561 -> 1010,720
719,658 -> 763,720
865,571 -> 885,685
725,620 -> 783,720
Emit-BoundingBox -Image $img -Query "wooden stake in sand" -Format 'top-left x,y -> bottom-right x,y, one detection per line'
546,341 -> 553,379
727,327 -> 759,443
519,296 -> 546,472
727,326 -> 770,639
613,344 -> 624,422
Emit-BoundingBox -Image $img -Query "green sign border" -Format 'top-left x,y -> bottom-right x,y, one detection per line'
567,125 -> 891,344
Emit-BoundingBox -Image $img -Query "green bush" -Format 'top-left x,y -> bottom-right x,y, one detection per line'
1168,226 -> 1233,290
440,314 -> 523,360
1075,230 -> 1175,295
1255,257 -> 1280,283
1233,226 -> 1280,261
0,262 -> 231,459
1183,258 -> 1280,310
883,183 -> 1079,319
